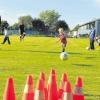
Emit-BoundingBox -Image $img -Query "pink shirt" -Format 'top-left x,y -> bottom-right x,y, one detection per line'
59,33 -> 67,44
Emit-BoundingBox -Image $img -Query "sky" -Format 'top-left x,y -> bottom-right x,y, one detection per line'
0,0 -> 100,28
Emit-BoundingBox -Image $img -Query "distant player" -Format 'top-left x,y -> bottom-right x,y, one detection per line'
89,27 -> 96,50
1,22 -> 11,45
58,28 -> 67,52
19,21 -> 26,41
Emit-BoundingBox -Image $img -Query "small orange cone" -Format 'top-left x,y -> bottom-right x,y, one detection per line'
47,69 -> 56,89
39,72 -> 48,100
39,72 -> 45,82
3,77 -> 16,100
48,74 -> 58,100
44,88 -> 48,100
22,75 -> 34,100
63,81 -> 72,100
50,69 -> 55,75
34,79 -> 45,100
58,73 -> 67,99
73,76 -> 84,100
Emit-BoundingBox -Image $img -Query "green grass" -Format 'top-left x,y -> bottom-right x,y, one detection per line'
0,36 -> 100,100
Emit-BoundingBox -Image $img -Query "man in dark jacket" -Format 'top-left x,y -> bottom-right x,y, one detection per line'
19,22 -> 26,41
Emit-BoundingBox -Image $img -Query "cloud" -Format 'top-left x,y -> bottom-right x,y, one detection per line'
0,10 -> 7,16
95,0 -> 100,6
96,0 -> 100,3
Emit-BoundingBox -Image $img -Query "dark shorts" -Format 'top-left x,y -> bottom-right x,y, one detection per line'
20,31 -> 24,35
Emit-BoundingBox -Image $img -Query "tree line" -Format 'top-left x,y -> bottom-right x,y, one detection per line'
0,10 -> 70,34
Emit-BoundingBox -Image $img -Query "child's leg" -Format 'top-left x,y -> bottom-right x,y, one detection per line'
23,33 -> 26,39
62,43 -> 66,52
22,34 -> 25,39
62,47 -> 65,52
7,37 -> 11,44
20,35 -> 23,41
20,31 -> 23,41
2,36 -> 7,44
91,40 -> 94,49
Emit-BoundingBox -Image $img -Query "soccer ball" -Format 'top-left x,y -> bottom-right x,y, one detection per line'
60,52 -> 68,60
86,46 -> 90,50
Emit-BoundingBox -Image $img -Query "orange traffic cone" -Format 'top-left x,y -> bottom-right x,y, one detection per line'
48,74 -> 58,100
22,75 -> 34,100
73,76 -> 84,100
44,88 -> 48,100
63,81 -> 72,100
39,72 -> 45,82
39,72 -> 48,100
34,79 -> 45,100
48,69 -> 56,89
3,77 -> 16,100
50,69 -> 55,75
58,73 -> 67,99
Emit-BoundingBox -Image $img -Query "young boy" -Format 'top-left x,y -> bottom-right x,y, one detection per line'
1,22 -> 11,45
58,28 -> 67,52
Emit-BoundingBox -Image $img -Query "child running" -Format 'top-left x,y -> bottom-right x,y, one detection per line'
1,22 -> 11,45
58,28 -> 67,52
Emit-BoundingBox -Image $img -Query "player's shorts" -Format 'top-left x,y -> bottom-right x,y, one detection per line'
61,43 -> 66,48
20,31 -> 25,35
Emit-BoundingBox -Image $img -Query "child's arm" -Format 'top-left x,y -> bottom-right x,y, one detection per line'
56,38 -> 60,43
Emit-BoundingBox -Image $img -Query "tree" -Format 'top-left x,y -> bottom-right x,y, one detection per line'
73,24 -> 80,31
39,10 -> 60,32
10,23 -> 19,30
1,20 -> 9,28
18,15 -> 33,30
32,19 -> 45,31
0,20 -> 9,34
56,20 -> 70,32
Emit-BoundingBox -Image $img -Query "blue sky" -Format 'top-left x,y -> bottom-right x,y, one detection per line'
0,0 -> 100,28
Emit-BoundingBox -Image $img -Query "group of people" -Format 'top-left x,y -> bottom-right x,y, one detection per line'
58,26 -> 99,51
58,26 -> 97,52
1,21 -> 26,45
0,21 -> 99,52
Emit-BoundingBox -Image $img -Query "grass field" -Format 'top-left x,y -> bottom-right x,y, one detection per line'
0,36 -> 100,100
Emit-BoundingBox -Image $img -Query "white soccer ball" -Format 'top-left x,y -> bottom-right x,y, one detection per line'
60,52 -> 68,60
86,46 -> 90,50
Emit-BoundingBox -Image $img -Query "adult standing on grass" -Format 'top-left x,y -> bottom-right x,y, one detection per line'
19,21 -> 26,41
1,22 -> 11,45
89,26 -> 96,50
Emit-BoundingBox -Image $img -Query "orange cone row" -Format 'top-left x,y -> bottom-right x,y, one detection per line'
3,69 -> 84,100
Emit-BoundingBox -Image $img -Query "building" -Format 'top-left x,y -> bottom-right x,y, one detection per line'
78,18 -> 100,36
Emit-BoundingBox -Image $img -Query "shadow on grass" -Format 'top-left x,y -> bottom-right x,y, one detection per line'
85,94 -> 100,99
85,56 -> 96,59
26,45 -> 40,46
0,47 -> 82,55
27,50 -> 61,54
0,49 -> 61,54
68,52 -> 82,55
72,64 -> 93,67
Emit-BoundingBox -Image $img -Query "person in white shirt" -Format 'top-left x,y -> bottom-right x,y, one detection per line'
1,25 -> 11,45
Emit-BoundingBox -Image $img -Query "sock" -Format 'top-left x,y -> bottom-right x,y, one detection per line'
62,48 -> 65,52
